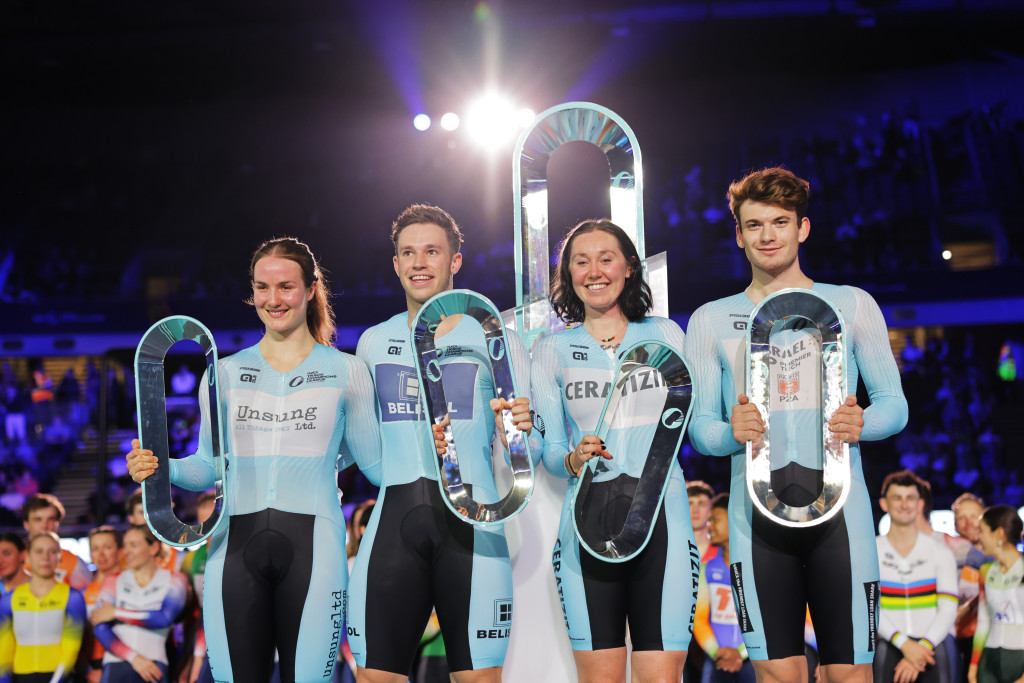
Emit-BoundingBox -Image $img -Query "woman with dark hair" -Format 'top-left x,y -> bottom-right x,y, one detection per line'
0,534 -> 28,600
531,219 -> 697,681
969,505 -> 1024,683
124,237 -> 382,683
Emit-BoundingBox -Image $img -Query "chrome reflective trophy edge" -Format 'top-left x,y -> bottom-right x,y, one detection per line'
746,289 -> 849,528
135,315 -> 227,547
571,341 -> 694,562
511,101 -> 650,350
412,289 -> 535,526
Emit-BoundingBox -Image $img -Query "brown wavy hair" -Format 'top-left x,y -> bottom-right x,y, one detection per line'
248,237 -> 336,346
727,167 -> 811,227
550,219 -> 651,324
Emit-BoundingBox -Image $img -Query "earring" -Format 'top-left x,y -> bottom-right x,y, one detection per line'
998,540 -> 1004,547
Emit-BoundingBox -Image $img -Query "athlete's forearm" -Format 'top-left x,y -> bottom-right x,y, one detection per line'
93,622 -> 139,663
340,359 -> 383,487
852,288 -> 908,441
684,306 -> 742,457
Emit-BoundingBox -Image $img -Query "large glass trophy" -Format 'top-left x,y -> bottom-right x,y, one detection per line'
571,341 -> 694,562
411,290 -> 534,526
135,316 -> 226,546
746,289 -> 849,527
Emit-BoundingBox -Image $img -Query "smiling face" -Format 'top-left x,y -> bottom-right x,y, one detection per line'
882,484 -> 923,529
28,535 -> 62,580
979,520 -> 1003,556
0,541 -> 25,582
252,255 -> 315,340
735,200 -> 810,280
955,500 -> 984,544
89,532 -> 121,575
122,529 -> 159,572
568,230 -> 632,319
393,222 -> 462,312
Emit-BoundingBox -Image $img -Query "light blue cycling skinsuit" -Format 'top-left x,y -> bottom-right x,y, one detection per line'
685,284 -> 908,665
169,343 -> 381,683
347,312 -> 536,675
530,317 -> 699,652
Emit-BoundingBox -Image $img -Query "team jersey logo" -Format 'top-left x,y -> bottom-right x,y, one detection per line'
494,599 -> 512,626
375,362 -> 478,423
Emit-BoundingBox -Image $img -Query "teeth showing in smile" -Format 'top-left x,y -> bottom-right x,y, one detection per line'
266,310 -> 286,318
586,283 -> 608,291
411,275 -> 431,281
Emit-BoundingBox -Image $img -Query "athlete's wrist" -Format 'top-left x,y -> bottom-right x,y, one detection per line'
565,452 -> 579,477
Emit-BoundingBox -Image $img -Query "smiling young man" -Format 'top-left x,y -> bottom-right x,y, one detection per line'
685,167 -> 909,683
875,470 -> 957,683
347,204 -> 534,683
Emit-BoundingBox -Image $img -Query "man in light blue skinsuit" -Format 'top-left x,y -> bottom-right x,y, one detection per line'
346,204 -> 535,683
685,168 -> 908,683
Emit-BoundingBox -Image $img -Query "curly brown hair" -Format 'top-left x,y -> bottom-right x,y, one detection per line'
727,167 -> 810,227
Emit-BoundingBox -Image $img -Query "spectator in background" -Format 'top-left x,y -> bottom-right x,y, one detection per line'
83,527 -> 122,683
0,535 -> 28,600
970,506 -> 1024,683
56,369 -> 80,405
21,494 -> 90,591
125,491 -> 180,572
684,481 -> 716,683
875,470 -> 957,683
180,493 -> 216,683
688,481 -> 716,561
0,532 -> 87,683
953,493 -> 992,682
3,384 -> 29,445
91,525 -> 188,683
955,495 -> 986,554
694,493 -> 754,682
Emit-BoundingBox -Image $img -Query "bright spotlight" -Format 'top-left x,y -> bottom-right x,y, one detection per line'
413,114 -> 431,132
942,249 -> 952,260
517,108 -> 536,128
440,112 -> 460,131
466,94 -> 518,148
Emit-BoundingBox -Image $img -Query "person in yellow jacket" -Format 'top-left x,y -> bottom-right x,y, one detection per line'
0,531 -> 86,683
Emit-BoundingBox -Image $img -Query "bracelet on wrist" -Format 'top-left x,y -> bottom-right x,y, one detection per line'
566,452 -> 579,477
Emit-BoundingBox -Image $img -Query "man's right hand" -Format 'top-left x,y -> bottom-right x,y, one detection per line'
731,395 -> 765,444
127,438 -> 159,483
